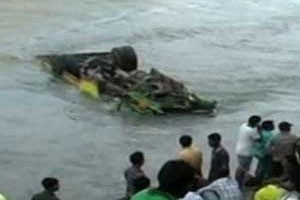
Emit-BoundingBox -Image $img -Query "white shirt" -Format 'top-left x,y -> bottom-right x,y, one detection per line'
192,177 -> 242,200
182,192 -> 203,200
207,177 -> 242,200
235,123 -> 260,156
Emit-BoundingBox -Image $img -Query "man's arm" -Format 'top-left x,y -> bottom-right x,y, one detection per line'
219,150 -> 230,171
250,129 -> 261,141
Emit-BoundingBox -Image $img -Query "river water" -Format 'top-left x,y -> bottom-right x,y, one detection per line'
1,0 -> 300,199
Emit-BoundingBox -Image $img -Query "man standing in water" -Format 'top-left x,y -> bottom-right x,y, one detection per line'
178,135 -> 203,176
235,115 -> 261,188
31,177 -> 60,200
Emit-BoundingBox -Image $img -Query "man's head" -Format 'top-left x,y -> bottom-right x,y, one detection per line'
179,135 -> 192,148
129,151 -> 144,166
41,177 -> 59,192
261,120 -> 275,131
158,160 -> 196,198
208,133 -> 221,148
278,121 -> 292,133
248,115 -> 262,127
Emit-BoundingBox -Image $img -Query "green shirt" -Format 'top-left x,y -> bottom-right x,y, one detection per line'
254,130 -> 274,159
131,189 -> 176,200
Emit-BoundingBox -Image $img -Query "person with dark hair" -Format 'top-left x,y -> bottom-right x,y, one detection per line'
269,121 -> 298,178
235,115 -> 261,188
180,135 -> 193,147
124,151 -> 147,198
208,133 -> 230,183
31,177 -> 60,200
254,120 -> 275,181
132,160 -> 196,200
178,135 -> 203,176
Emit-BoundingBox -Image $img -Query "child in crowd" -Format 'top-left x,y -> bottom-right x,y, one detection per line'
31,177 -> 60,200
124,151 -> 148,198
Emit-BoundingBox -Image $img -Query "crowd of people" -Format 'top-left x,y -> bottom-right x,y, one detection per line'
123,115 -> 300,200
3,115 -> 297,200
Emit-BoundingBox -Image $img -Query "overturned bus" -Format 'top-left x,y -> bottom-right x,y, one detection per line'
36,46 -> 217,115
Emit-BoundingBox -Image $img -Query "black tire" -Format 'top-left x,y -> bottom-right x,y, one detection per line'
49,56 -> 82,77
63,56 -> 82,78
48,56 -> 65,75
111,46 -> 138,72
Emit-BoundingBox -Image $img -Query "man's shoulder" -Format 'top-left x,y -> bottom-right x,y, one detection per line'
31,191 -> 59,200
239,123 -> 255,134
125,166 -> 144,178
271,134 -> 282,142
218,147 -> 229,156
124,166 -> 132,175
125,166 -> 140,173
178,148 -> 188,155
31,193 -> 39,200
32,191 -> 45,200
191,146 -> 202,153
182,146 -> 202,156
239,123 -> 249,130
275,134 -> 298,142
209,177 -> 228,185
209,178 -> 241,198
210,177 -> 237,186
179,147 -> 197,156
289,134 -> 299,139
217,177 -> 238,186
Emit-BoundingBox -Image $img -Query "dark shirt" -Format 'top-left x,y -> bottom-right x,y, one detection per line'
31,190 -> 60,200
286,161 -> 300,192
124,166 -> 145,196
208,146 -> 230,183
270,133 -> 298,162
